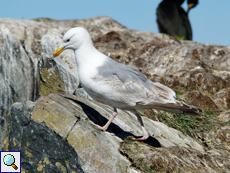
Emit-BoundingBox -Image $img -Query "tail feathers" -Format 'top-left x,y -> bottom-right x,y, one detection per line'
175,101 -> 202,116
139,101 -> 202,116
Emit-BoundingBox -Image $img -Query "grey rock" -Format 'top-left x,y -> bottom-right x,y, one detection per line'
74,88 -> 93,101
3,93 -> 230,172
0,24 -> 39,117
2,100 -> 83,173
0,116 -> 6,149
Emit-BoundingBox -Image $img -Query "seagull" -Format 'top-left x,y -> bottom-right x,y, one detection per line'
53,27 -> 202,141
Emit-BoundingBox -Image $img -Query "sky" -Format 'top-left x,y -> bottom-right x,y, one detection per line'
0,0 -> 229,46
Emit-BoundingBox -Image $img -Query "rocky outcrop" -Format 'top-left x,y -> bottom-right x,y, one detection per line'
3,93 -> 230,172
0,17 -> 230,118
1,16 -> 230,172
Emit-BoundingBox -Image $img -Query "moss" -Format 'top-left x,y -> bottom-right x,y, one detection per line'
173,89 -> 186,102
36,157 -> 52,172
43,157 -> 50,165
37,160 -> 46,172
55,162 -> 67,173
144,109 -> 229,147
174,89 -> 185,96
119,137 -> 177,172
25,150 -> 33,158
120,139 -> 153,172
189,84 -> 199,91
40,67 -> 65,96
24,141 -> 33,158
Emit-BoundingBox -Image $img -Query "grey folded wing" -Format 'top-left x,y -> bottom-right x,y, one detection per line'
96,58 -> 177,106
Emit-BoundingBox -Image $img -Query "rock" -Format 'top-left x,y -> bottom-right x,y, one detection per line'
0,23 -> 39,117
184,91 -> 218,111
2,93 -> 230,172
2,100 -> 84,173
1,16 -> 230,116
74,88 -> 93,101
0,116 -> 6,149
39,52 -> 79,96
0,17 -> 126,119
120,138 -> 230,173
218,111 -> 230,122
1,16 -> 230,172
216,127 -> 230,150
2,94 -> 138,172
214,88 -> 230,110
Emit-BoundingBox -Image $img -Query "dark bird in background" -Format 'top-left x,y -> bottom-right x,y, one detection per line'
156,0 -> 198,40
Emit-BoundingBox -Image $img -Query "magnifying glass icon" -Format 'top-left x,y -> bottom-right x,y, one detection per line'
3,154 -> 18,170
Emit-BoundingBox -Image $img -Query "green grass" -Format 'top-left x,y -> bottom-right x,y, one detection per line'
145,109 -> 229,145
189,85 -> 199,91
173,89 -> 186,102
173,89 -> 185,96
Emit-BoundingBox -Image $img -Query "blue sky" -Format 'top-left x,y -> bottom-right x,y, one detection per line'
0,0 -> 229,46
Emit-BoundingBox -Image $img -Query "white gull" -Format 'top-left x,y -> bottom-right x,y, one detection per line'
53,27 -> 202,141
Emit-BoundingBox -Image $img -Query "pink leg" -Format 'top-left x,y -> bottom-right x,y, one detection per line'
133,113 -> 149,141
89,108 -> 117,131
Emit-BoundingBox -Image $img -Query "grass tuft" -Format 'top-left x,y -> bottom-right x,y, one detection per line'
144,109 -> 229,146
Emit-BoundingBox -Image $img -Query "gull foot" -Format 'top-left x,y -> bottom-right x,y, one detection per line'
89,120 -> 107,131
132,135 -> 149,141
132,131 -> 149,141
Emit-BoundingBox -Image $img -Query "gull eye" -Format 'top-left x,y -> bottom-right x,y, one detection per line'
66,39 -> 70,42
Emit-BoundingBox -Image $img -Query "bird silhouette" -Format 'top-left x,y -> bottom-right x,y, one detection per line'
157,0 -> 198,40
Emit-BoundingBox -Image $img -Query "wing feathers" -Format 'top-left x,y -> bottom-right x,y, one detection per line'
96,58 -> 202,115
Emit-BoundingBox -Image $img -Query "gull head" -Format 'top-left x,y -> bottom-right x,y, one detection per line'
53,27 -> 92,57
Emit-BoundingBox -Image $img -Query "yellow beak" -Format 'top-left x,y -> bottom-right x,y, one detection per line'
53,46 -> 65,57
188,2 -> 195,9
